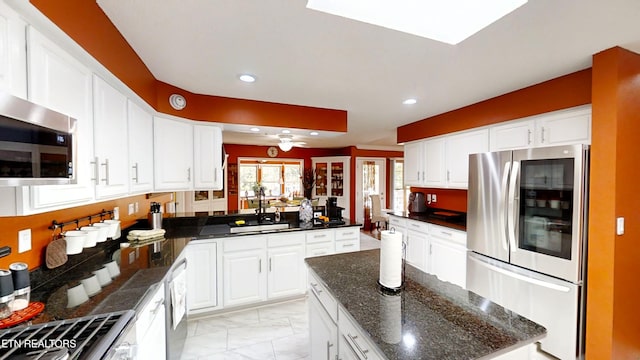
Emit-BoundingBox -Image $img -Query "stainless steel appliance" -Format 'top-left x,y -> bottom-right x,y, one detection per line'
408,192 -> 427,213
466,144 -> 589,360
0,91 -> 77,186
166,258 -> 188,360
0,310 -> 135,359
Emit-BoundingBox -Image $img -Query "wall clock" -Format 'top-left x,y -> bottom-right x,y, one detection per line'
267,146 -> 279,157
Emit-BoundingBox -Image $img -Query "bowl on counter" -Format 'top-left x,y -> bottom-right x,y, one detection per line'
91,223 -> 111,242
63,230 -> 88,255
80,226 -> 100,248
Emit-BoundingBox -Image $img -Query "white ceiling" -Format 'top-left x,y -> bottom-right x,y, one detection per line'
97,0 -> 640,149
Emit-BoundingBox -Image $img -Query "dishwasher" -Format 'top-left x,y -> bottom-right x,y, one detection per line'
166,257 -> 188,360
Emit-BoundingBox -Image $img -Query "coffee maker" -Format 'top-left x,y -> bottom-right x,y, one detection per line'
326,197 -> 344,221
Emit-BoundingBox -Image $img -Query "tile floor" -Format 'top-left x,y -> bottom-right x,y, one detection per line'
180,232 -> 380,360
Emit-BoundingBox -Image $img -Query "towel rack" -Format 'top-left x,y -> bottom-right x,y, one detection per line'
49,209 -> 114,231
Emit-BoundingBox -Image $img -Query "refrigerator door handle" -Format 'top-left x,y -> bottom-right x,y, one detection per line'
507,161 -> 520,253
499,162 -> 511,252
469,254 -> 571,292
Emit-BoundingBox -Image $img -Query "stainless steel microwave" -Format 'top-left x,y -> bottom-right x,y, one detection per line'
0,91 -> 77,186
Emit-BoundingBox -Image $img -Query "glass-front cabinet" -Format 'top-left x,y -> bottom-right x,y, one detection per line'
312,156 -> 350,219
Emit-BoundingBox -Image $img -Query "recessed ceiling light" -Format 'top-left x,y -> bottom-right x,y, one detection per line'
282,129 -> 291,134
306,0 -> 527,44
239,74 -> 256,83
403,98 -> 417,105
250,127 -> 260,132
310,131 -> 319,136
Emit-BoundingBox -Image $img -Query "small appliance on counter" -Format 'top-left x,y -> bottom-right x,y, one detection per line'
326,197 -> 344,221
149,202 -> 163,229
408,192 -> 427,213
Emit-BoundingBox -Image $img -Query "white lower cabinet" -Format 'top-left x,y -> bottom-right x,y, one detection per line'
186,241 -> 220,313
429,224 -> 467,289
223,236 -> 268,307
405,220 -> 429,272
309,290 -> 338,360
267,233 -> 306,299
305,229 -> 335,258
335,227 -> 360,253
136,283 -> 166,360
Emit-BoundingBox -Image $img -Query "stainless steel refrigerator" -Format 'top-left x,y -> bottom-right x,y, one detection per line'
466,144 -> 589,360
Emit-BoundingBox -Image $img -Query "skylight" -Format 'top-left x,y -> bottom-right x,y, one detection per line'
306,0 -> 527,45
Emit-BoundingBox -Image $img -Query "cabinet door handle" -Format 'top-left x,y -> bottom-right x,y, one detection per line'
347,334 -> 369,359
541,127 -> 546,143
214,169 -> 218,183
327,341 -> 333,360
417,171 -> 420,181
101,158 -> 110,185
187,167 -> 191,181
310,282 -> 323,293
269,258 -> 272,272
429,243 -> 432,255
132,162 -> 139,183
150,298 -> 164,315
447,170 -> 450,182
259,259 -> 262,273
527,129 -> 532,145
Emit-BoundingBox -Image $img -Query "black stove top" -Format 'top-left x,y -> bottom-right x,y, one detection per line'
0,310 -> 134,360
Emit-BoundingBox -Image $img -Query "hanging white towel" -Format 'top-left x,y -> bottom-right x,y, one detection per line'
170,267 -> 187,330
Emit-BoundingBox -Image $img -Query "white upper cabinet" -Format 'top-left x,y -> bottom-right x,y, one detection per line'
92,75 -> 129,199
490,120 -> 535,151
193,124 -> 223,190
403,141 -> 424,186
423,137 -> 446,187
0,2 -> 26,99
23,26 -> 94,212
490,106 -> 591,151
127,100 -> 154,194
153,116 -> 194,191
404,129 -> 488,189
535,106 -> 591,147
445,129 -> 489,189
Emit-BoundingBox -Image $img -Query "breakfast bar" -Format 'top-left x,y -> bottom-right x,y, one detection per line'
306,249 -> 546,360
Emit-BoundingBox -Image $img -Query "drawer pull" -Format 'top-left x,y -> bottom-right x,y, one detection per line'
342,231 -> 354,236
310,282 -> 323,293
315,234 -> 327,238
440,231 -> 453,237
347,334 -> 369,359
342,244 -> 354,247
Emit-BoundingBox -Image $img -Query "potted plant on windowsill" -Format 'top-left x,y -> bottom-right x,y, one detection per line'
301,168 -> 316,200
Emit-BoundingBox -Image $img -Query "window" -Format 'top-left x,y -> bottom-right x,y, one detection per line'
239,164 -> 258,196
391,159 -> 408,212
238,159 -> 304,208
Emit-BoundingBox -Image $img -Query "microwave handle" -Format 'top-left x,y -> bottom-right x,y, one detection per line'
507,161 -> 520,252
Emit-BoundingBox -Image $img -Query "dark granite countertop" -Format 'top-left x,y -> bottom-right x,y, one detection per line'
387,209 -> 467,231
23,213 -> 360,327
306,250 -> 546,360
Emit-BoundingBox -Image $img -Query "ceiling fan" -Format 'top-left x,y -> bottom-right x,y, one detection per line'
277,134 -> 306,151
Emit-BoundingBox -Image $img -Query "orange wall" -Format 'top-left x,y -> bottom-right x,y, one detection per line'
29,1 -> 348,132
156,82 -> 347,131
0,193 -> 173,270
409,188 -> 467,213
224,144 -> 403,219
398,69 -> 592,142
587,47 -> 640,359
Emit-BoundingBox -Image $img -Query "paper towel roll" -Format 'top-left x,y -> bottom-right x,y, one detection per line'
379,230 -> 403,290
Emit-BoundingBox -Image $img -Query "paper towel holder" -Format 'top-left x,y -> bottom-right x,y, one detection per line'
378,227 -> 406,294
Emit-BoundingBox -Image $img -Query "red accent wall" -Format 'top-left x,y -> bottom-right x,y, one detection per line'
398,69 -> 592,143
409,188 -> 467,213
29,1 -> 348,132
586,46 -> 640,359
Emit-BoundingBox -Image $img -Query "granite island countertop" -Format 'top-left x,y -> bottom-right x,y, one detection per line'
306,250 -> 546,360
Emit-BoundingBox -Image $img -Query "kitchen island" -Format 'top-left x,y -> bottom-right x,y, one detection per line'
306,249 -> 546,360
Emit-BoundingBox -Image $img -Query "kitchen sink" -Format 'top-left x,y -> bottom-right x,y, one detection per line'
229,222 -> 290,234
